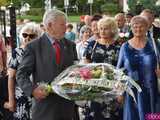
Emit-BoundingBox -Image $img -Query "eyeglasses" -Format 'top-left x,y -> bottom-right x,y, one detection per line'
22,33 -> 36,39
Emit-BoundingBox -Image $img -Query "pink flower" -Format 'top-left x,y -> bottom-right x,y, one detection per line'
79,68 -> 92,80
119,32 -> 125,38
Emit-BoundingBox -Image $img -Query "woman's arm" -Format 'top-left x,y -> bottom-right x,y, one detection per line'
116,44 -> 125,69
156,66 -> 160,78
4,68 -> 16,112
116,44 -> 125,104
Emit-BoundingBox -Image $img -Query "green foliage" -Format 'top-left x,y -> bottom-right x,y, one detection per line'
10,0 -> 21,8
25,0 -> 43,8
139,0 -> 160,17
6,0 -> 122,16
127,0 -> 137,14
5,0 -> 120,15
128,0 -> 160,16
101,3 -> 120,15
0,0 -> 8,6
6,0 -> 43,9
17,15 -> 42,22
67,15 -> 80,23
17,15 -> 80,23
26,8 -> 44,16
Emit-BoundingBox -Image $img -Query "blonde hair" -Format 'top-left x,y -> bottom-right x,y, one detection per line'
97,17 -> 118,38
131,15 -> 149,28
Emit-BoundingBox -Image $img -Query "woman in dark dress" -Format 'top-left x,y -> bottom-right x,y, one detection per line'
4,23 -> 42,120
80,17 -> 122,120
117,16 -> 158,120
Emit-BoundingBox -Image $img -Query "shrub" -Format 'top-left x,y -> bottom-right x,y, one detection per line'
101,3 -> 120,15
17,15 -> 42,23
26,8 -> 44,16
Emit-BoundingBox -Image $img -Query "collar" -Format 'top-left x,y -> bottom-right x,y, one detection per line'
45,32 -> 56,44
149,26 -> 153,33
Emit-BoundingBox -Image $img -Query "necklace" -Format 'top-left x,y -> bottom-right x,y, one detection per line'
99,38 -> 114,46
129,38 -> 146,49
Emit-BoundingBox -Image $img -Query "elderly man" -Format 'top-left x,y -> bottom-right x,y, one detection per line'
140,9 -> 160,42
115,13 -> 130,45
16,9 -> 77,120
115,13 -> 129,33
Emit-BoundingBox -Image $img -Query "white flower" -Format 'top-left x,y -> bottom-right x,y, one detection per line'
124,32 -> 129,38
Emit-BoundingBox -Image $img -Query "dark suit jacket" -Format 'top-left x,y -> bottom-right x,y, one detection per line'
153,25 -> 160,41
16,33 -> 77,120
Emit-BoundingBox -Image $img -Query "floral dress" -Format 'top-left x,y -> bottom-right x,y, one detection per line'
80,40 -> 122,120
8,48 -> 31,120
84,40 -> 120,65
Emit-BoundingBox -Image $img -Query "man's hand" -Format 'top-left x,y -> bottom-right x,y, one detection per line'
155,68 -> 160,78
32,85 -> 49,100
116,95 -> 124,105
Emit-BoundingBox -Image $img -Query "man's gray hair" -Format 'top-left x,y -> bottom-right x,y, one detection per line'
43,9 -> 67,27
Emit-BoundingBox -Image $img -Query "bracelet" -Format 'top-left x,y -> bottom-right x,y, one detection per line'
8,77 -> 15,80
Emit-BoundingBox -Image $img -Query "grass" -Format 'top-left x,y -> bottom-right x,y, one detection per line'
17,15 -> 80,23
17,15 -> 43,23
67,15 -> 80,23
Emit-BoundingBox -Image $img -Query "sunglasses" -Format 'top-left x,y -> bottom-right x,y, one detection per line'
22,33 -> 36,39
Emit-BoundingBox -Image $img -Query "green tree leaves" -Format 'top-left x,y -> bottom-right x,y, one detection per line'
128,0 -> 160,16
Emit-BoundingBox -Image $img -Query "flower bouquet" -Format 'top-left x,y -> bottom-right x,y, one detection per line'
118,32 -> 130,45
50,63 -> 142,103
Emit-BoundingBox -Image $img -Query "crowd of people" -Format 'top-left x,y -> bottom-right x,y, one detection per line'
0,8 -> 160,120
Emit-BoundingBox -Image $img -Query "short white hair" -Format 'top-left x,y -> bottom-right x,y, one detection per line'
79,25 -> 91,40
19,22 -> 42,42
43,9 -> 67,27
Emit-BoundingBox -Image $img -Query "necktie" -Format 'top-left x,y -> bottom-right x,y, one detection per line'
53,40 -> 61,64
120,28 -> 123,33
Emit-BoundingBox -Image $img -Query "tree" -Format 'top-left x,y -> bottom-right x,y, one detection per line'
26,0 -> 43,8
0,0 -> 8,6
128,0 -> 160,16
101,3 -> 120,15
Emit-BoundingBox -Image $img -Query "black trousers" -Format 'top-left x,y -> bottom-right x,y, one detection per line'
0,73 -> 13,120
0,73 -> 8,108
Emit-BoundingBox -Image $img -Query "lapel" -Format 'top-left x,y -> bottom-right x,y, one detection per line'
40,34 -> 57,69
153,25 -> 160,40
40,34 -> 71,73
